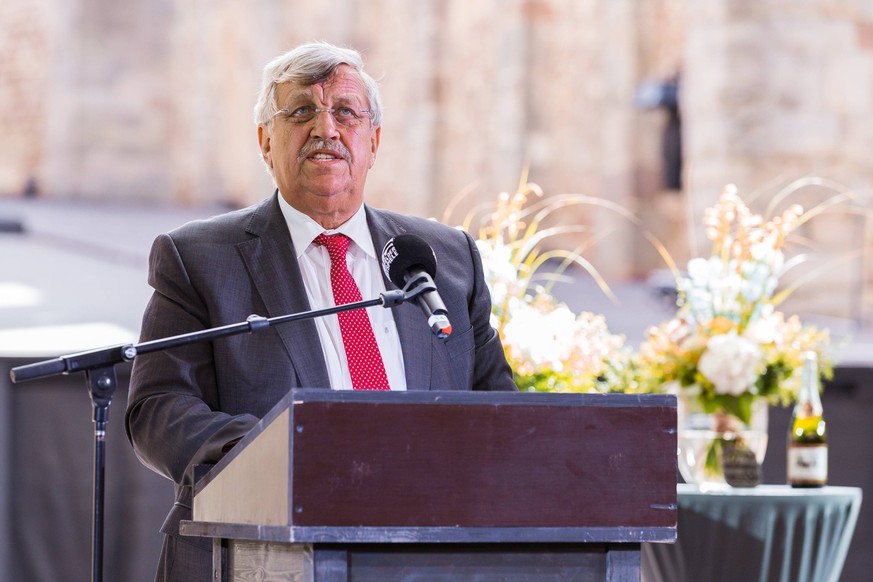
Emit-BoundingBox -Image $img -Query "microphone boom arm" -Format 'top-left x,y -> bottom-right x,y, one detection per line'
10,289 -> 408,384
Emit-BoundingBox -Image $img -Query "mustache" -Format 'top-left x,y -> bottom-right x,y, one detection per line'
297,139 -> 351,162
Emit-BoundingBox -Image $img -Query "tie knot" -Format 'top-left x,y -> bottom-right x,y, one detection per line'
314,233 -> 350,259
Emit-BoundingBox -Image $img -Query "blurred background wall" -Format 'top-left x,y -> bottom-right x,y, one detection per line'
3,0 -> 869,312
1,1 -> 873,580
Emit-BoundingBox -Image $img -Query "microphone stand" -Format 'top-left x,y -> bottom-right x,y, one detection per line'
8,278 -> 432,582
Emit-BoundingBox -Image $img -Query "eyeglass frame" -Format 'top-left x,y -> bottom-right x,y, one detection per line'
272,105 -> 372,128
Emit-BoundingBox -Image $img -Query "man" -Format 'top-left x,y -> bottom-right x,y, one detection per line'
125,41 -> 516,581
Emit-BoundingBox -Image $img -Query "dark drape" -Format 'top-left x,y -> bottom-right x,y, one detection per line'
2,360 -> 170,582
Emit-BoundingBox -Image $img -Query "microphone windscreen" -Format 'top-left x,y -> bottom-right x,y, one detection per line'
381,234 -> 438,287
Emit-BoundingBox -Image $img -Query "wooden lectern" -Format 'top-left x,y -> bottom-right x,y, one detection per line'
181,389 -> 677,581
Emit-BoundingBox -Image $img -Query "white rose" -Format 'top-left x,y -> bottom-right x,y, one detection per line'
502,302 -> 575,372
698,333 -> 764,396
686,257 -> 712,283
743,310 -> 780,345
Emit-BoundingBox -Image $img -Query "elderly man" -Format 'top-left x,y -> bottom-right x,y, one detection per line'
125,41 -> 516,581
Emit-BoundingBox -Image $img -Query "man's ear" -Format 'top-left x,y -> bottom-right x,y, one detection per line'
258,126 -> 272,168
369,126 -> 381,168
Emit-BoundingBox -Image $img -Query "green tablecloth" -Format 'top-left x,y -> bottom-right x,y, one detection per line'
643,484 -> 862,582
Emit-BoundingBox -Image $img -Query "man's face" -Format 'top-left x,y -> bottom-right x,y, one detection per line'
258,65 -> 381,229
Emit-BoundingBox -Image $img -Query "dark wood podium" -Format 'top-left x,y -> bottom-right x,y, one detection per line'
181,389 -> 677,581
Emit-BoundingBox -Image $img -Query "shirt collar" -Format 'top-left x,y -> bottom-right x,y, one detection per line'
277,194 -> 375,259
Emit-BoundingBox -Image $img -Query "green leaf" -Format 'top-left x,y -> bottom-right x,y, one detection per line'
708,393 -> 754,425
704,438 -> 723,479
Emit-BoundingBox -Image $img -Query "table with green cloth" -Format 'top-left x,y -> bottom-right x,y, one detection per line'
642,484 -> 862,582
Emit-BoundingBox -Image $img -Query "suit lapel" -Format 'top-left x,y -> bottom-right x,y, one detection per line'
237,194 -> 331,389
365,207 -> 433,391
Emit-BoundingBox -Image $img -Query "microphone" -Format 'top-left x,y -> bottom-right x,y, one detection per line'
381,234 -> 453,338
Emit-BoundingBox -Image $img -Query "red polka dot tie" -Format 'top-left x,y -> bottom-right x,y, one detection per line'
314,233 -> 390,390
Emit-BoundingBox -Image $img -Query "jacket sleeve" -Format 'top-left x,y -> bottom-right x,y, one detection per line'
462,230 -> 517,391
124,233 -> 258,486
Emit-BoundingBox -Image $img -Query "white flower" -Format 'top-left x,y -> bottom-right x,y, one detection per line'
686,257 -> 712,283
683,287 -> 712,325
750,240 -> 784,273
743,309 -> 780,345
698,333 -> 764,396
502,301 -> 576,373
476,240 -> 520,304
740,257 -> 778,307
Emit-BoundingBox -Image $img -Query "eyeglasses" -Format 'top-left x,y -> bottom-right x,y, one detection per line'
273,105 -> 371,128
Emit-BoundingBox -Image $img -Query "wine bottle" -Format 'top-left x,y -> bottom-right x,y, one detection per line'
787,351 -> 827,487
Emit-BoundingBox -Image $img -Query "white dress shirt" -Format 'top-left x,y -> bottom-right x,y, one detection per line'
277,195 -> 407,391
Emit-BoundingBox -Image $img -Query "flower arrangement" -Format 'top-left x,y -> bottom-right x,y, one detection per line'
447,175 -> 844,425
451,177 -> 636,393
636,184 -> 833,425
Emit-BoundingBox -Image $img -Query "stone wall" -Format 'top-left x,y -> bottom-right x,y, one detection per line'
0,0 -> 55,195
682,0 -> 873,322
0,0 -> 681,280
0,0 -> 871,314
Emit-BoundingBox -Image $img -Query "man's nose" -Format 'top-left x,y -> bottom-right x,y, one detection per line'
310,109 -> 340,139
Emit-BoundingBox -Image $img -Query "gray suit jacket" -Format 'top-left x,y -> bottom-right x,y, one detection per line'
124,193 -> 515,542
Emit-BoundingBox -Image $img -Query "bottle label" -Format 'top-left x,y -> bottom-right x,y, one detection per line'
787,444 -> 828,484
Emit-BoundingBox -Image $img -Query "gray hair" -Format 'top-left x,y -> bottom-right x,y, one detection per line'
253,41 -> 382,129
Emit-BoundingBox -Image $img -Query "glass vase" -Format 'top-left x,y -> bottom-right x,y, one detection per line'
677,394 -> 769,490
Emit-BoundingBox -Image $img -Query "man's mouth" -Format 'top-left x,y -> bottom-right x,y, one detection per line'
298,139 -> 351,162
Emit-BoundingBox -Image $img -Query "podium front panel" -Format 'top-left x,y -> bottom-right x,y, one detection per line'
287,391 -> 676,530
